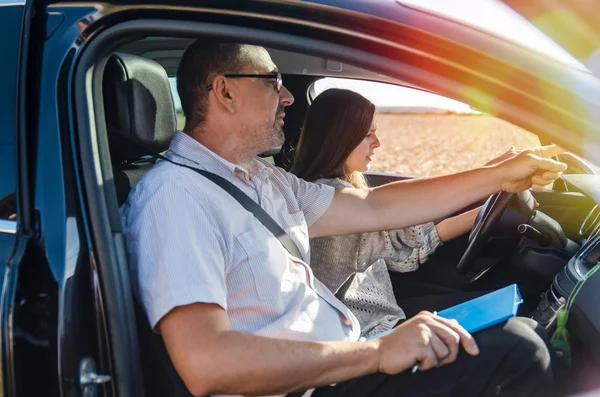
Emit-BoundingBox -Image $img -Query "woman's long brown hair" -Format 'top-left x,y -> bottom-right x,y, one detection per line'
291,89 -> 376,188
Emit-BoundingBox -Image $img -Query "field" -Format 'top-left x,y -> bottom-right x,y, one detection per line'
369,113 -> 541,177
176,111 -> 545,175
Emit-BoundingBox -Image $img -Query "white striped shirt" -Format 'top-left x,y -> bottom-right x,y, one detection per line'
121,131 -> 361,347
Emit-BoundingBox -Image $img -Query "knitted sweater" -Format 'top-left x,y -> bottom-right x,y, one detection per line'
310,177 -> 442,337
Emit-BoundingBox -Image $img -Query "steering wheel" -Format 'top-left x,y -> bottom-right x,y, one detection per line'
455,191 -> 514,274
556,152 -> 597,176
456,190 -> 537,275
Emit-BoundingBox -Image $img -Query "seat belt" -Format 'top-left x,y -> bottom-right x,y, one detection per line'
154,153 -> 305,260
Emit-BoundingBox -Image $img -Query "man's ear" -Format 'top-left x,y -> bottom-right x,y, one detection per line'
211,76 -> 236,114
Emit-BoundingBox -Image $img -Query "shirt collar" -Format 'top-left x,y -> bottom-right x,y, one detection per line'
166,131 -> 272,181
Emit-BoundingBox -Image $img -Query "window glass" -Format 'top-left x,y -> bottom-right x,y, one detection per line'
169,77 -> 186,131
312,78 -> 541,177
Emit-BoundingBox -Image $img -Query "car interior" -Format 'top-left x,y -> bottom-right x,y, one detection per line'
91,35 -> 600,396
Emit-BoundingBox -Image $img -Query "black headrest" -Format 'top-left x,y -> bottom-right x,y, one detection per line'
103,53 -> 177,163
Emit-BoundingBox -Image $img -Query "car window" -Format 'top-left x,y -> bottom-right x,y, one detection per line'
169,77 -> 185,131
311,77 -> 541,177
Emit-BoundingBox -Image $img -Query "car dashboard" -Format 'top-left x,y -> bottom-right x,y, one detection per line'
531,175 -> 600,362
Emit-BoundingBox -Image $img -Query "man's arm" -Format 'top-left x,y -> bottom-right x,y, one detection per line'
160,303 -> 378,396
309,150 -> 565,238
160,304 -> 479,396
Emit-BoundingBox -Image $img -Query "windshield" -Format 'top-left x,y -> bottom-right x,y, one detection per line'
397,0 -> 587,72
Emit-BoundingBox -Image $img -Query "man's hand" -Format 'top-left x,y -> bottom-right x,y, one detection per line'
491,147 -> 567,192
376,311 -> 480,374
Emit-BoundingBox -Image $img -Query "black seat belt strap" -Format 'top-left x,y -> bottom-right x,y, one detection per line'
154,153 -> 304,260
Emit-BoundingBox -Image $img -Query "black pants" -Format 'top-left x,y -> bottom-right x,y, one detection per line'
311,317 -> 554,397
306,291 -> 558,397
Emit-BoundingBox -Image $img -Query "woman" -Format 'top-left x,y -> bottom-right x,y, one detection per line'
291,88 -> 480,338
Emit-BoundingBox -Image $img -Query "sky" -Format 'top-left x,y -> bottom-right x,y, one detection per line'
170,0 -> 584,114
313,79 -> 480,113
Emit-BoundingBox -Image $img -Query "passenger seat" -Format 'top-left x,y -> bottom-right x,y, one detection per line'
103,52 -> 178,205
102,53 -> 194,397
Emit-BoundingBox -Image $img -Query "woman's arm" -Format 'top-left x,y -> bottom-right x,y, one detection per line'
435,207 -> 481,242
310,147 -> 564,239
386,223 -> 441,272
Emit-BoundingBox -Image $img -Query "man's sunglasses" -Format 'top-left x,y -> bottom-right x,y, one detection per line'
205,72 -> 283,93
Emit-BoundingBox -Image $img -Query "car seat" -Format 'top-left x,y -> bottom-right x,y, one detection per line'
102,52 -> 193,397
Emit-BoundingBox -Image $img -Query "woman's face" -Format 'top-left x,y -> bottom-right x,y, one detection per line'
345,121 -> 381,173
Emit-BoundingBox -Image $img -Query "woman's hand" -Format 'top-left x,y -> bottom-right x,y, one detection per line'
484,144 -> 564,167
484,146 -> 519,166
492,149 -> 567,192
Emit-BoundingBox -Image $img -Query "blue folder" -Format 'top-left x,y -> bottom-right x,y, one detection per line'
436,284 -> 523,334
366,284 -> 523,340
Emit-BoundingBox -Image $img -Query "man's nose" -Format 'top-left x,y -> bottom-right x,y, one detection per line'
280,85 -> 295,106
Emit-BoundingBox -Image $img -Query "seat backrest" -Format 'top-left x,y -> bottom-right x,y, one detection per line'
103,53 -> 192,396
134,300 -> 193,397
103,52 -> 177,204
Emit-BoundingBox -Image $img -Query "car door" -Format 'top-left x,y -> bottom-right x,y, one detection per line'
0,1 -> 34,395
0,2 -> 141,396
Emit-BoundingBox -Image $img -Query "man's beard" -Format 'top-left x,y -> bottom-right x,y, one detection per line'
259,125 -> 284,157
257,106 -> 286,157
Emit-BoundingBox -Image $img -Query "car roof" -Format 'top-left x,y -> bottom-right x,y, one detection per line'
119,38 -> 417,90
302,0 -> 600,75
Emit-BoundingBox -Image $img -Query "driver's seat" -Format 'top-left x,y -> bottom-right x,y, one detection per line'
103,52 -> 193,397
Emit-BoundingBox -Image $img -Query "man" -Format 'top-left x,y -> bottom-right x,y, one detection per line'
121,40 -> 566,397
